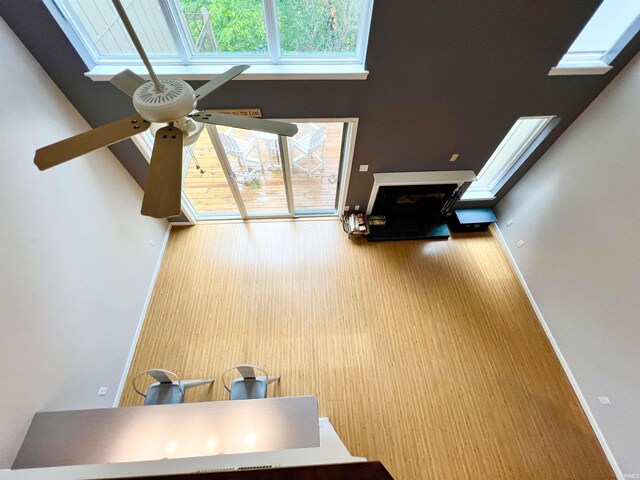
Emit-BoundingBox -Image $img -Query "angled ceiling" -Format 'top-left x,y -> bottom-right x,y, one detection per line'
2,0 -> 639,210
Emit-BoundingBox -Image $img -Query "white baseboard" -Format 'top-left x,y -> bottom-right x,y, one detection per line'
492,225 -> 623,480
113,223 -> 173,407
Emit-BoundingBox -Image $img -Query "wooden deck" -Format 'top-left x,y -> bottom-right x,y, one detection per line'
183,123 -> 344,215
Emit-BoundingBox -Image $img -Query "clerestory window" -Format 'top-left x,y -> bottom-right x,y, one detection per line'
45,0 -> 373,80
549,0 -> 640,76
461,116 -> 556,201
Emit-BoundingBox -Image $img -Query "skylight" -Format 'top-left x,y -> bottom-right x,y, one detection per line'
550,0 -> 640,75
461,116 -> 555,201
46,0 -> 373,79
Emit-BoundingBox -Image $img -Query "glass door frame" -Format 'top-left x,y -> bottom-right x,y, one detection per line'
207,124 -> 295,220
181,117 -> 359,223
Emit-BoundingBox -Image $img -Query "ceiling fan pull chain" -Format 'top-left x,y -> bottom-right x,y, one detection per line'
191,149 -> 204,175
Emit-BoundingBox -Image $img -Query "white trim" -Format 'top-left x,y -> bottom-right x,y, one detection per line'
281,118 -> 357,217
49,0 -> 373,79
356,0 -> 374,69
549,64 -> 613,76
206,124 -> 250,219
461,116 -> 555,201
548,54 -> 613,75
86,64 -> 369,81
179,190 -> 198,225
480,116 -> 554,191
113,223 -> 172,407
366,170 -> 476,214
161,0 -> 191,63
548,4 -> 640,77
458,186 -> 495,201
195,216 -> 340,225
338,119 -> 359,213
492,224 -> 623,480
44,0 -> 96,68
279,136 -> 295,214
263,0 -> 281,63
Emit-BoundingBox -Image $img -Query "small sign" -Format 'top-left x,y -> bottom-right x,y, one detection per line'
206,108 -> 262,118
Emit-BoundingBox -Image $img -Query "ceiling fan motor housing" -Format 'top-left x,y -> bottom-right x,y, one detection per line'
133,78 -> 197,123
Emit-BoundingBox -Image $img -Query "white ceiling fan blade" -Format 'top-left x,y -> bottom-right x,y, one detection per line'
194,65 -> 250,102
191,112 -> 298,137
110,69 -> 146,97
34,114 -> 150,170
141,126 -> 184,219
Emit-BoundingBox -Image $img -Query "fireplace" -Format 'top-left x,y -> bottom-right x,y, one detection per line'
366,171 -> 476,242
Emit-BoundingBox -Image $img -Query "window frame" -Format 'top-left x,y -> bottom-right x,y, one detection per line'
461,116 -> 556,202
46,0 -> 373,80
549,1 -> 640,76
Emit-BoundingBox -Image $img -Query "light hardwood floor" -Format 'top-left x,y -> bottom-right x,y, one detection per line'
120,220 -> 614,480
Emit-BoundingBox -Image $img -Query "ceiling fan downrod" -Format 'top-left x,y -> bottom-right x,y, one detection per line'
111,0 -> 164,92
34,4 -> 298,219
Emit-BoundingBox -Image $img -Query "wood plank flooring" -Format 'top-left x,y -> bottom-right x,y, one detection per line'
120,220 -> 614,480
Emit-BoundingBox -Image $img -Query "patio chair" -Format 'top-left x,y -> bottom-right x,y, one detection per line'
222,364 -> 280,400
132,369 -> 214,405
219,130 -> 263,183
290,124 -> 327,177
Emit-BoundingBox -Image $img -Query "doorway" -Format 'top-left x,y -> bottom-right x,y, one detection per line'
181,119 -> 357,221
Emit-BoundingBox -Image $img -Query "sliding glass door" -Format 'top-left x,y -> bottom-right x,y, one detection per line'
217,127 -> 290,217
287,122 -> 346,215
181,119 -> 357,221
182,129 -> 241,218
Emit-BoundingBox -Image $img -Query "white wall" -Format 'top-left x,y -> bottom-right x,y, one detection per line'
0,19 -> 168,468
496,53 -> 640,477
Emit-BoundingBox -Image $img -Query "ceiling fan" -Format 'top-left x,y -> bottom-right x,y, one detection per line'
34,0 -> 298,219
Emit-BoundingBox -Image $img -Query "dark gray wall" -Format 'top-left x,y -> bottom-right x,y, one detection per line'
2,0 -> 639,211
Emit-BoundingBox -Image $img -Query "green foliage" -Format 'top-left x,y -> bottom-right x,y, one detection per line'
177,0 -> 361,55
179,0 -> 267,53
277,0 -> 361,54
244,177 -> 262,190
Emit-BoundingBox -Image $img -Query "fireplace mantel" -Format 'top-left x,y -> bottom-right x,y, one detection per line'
366,171 -> 476,214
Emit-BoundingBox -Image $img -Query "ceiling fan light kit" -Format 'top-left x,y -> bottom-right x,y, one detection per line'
33,0 -> 298,219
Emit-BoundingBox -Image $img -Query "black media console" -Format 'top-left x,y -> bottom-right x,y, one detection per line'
367,184 -> 457,242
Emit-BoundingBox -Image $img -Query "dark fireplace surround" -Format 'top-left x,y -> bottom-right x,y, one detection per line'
366,171 -> 476,242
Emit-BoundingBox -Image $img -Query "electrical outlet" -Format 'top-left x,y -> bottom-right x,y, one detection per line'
98,387 -> 108,396
506,218 -> 513,226
344,205 -> 350,211
355,205 -> 360,211
516,240 -> 525,248
598,396 -> 611,405
359,165 -> 369,172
